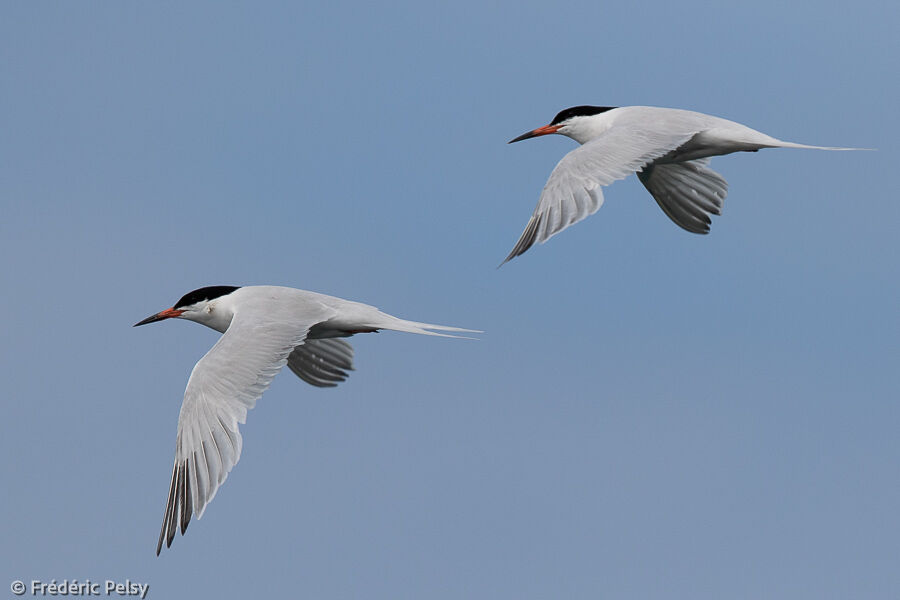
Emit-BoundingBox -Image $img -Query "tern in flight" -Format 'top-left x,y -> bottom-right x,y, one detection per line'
503,105 -> 861,264
135,285 -> 477,554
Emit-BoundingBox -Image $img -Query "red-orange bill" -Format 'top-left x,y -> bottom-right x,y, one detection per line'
508,124 -> 560,144
134,307 -> 184,327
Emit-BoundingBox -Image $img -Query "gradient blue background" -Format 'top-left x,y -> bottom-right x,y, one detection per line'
2,1 -> 897,598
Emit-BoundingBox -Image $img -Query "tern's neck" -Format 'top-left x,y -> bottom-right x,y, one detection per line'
184,297 -> 237,333
562,112 -> 617,145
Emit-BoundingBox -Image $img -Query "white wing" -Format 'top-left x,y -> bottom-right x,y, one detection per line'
157,301 -> 333,554
502,116 -> 706,264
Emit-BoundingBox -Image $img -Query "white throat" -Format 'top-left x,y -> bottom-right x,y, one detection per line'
560,113 -> 617,145
182,297 -> 236,333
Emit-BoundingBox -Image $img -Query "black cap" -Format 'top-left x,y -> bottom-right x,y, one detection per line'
174,286 -> 241,309
549,106 -> 617,126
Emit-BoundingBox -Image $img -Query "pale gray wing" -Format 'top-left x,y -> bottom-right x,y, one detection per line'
502,124 -> 700,264
157,303 -> 332,554
286,338 -> 355,387
637,158 -> 729,234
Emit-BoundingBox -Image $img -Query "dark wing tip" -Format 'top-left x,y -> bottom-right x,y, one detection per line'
156,460 -> 192,555
156,461 -> 177,556
180,461 -> 192,535
286,340 -> 355,387
499,214 -> 542,267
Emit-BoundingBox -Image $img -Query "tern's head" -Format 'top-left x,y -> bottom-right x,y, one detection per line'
134,286 -> 241,328
508,105 -> 617,145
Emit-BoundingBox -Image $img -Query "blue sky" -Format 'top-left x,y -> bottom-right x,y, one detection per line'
2,1 -> 898,598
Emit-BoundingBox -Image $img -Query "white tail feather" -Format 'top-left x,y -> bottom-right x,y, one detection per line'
380,317 -> 481,339
773,141 -> 873,151
361,310 -> 481,339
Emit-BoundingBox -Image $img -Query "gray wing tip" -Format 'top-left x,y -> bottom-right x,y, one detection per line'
286,339 -> 356,388
157,459 -> 192,556
288,359 -> 352,388
500,214 -> 542,267
660,208 -> 711,234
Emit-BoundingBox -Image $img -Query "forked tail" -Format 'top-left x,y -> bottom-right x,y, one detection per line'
362,309 -> 481,339
382,317 -> 481,339
774,140 -> 873,151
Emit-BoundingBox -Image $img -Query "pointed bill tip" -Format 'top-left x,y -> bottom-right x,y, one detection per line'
134,307 -> 183,327
508,124 -> 560,144
508,132 -> 534,144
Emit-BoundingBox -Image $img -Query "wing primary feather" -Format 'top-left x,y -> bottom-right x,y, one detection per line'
638,161 -> 729,233
288,351 -> 350,387
304,340 -> 354,369
667,167 -> 723,215
311,348 -> 353,371
296,352 -> 348,378
165,478 -> 177,549
664,179 -> 712,223
170,463 -> 182,539
189,451 -> 201,517
664,198 -> 709,233
318,342 -> 354,368
157,461 -> 178,555
501,213 -> 542,266
216,415 -> 237,457
197,404 -> 225,486
181,461 -> 192,534
207,418 -> 226,485
197,443 -> 211,512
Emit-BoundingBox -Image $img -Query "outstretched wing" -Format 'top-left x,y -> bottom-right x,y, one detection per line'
157,302 -> 332,554
286,338 -> 355,387
502,124 -> 700,264
637,158 -> 729,234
